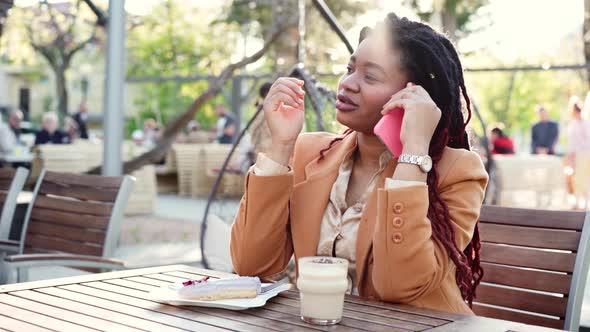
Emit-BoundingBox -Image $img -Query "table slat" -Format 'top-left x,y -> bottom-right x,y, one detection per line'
0,298 -> 98,332
59,284 -> 220,332
81,281 -> 295,332
11,289 -> 147,332
37,287 -> 194,332
3,291 -> 142,332
0,314 -> 54,332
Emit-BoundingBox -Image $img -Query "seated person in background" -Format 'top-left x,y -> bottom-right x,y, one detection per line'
215,104 -> 237,144
184,120 -> 211,144
490,127 -> 515,154
132,118 -> 160,148
35,112 -> 71,145
65,116 -> 80,143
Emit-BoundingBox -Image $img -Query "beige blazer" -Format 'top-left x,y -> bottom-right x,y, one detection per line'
230,131 -> 488,314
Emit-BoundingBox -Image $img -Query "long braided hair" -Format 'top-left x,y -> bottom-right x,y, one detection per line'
320,14 -> 482,305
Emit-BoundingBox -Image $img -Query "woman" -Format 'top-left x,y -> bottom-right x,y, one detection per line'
231,14 -> 488,314
566,97 -> 590,210
490,127 -> 515,154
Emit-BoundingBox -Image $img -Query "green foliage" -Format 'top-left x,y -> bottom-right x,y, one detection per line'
467,69 -> 587,136
126,0 -> 238,136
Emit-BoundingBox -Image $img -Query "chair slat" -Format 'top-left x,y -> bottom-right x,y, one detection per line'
479,223 -> 580,251
26,234 -> 103,256
30,208 -> 109,230
34,196 -> 113,217
0,179 -> 13,190
480,243 -> 575,272
472,304 -> 564,330
39,182 -> 119,203
43,171 -> 123,189
480,205 -> 585,231
27,221 -> 105,245
475,284 -> 567,317
0,168 -> 16,183
481,263 -> 571,294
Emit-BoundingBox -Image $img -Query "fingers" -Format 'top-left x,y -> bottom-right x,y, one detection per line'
381,98 -> 412,115
277,102 -> 300,112
273,77 -> 305,97
269,91 -> 302,109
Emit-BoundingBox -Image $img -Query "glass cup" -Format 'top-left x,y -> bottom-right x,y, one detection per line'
297,256 -> 349,325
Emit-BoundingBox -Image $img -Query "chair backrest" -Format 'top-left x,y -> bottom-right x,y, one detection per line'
0,167 -> 29,240
475,205 -> 590,331
18,170 -> 134,259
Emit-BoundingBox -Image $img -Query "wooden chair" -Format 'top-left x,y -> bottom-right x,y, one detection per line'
1,170 -> 134,283
0,167 -> 29,245
475,205 -> 590,331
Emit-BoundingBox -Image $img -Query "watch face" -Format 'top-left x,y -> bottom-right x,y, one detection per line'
421,156 -> 433,172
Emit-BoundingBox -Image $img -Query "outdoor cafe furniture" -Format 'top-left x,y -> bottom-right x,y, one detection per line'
29,141 -> 156,215
0,167 -> 28,247
475,205 -> 590,330
0,264 -> 559,331
173,143 -> 244,198
492,154 -> 567,209
0,170 -> 134,283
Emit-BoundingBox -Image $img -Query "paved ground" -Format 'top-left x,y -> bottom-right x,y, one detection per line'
4,193 -> 590,328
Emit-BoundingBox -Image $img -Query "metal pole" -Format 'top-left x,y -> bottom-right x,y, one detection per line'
297,0 -> 305,65
102,0 -> 126,176
231,76 -> 242,139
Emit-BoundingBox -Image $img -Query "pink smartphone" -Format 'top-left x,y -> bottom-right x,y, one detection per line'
374,107 -> 404,157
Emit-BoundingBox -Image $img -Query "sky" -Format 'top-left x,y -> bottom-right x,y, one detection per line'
14,0 -> 586,63
355,0 -> 584,62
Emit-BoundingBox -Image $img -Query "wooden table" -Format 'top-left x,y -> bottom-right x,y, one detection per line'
0,265 -> 558,331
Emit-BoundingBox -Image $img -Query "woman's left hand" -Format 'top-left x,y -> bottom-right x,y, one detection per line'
381,82 -> 441,154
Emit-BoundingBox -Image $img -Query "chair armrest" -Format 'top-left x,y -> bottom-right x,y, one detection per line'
4,253 -> 126,270
0,239 -> 20,253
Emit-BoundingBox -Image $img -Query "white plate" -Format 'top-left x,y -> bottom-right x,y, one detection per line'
148,282 -> 292,310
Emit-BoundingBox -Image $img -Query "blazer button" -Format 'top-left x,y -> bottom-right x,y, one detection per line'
392,232 -> 404,244
392,217 -> 403,228
393,203 -> 404,214
353,203 -> 363,213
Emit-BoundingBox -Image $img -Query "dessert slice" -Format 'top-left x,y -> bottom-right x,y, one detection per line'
177,276 -> 262,301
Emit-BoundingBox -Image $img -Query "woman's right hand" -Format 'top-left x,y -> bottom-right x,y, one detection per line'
263,77 -> 305,165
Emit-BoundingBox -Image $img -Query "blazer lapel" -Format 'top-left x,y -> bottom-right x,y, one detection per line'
355,158 -> 397,290
290,132 -> 358,259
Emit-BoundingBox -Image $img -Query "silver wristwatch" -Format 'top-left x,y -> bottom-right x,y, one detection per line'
398,154 -> 433,173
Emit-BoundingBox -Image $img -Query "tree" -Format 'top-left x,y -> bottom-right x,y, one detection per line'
25,0 -> 102,121
88,14 -> 287,175
126,0 -> 239,134
406,0 -> 488,42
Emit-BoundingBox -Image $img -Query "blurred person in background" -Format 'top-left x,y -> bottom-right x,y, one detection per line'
566,97 -> 590,210
65,116 -> 79,143
214,104 -> 236,144
35,112 -> 70,145
184,120 -> 210,144
531,105 -> 559,155
490,126 -> 515,155
0,110 -> 24,156
72,102 -> 89,139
